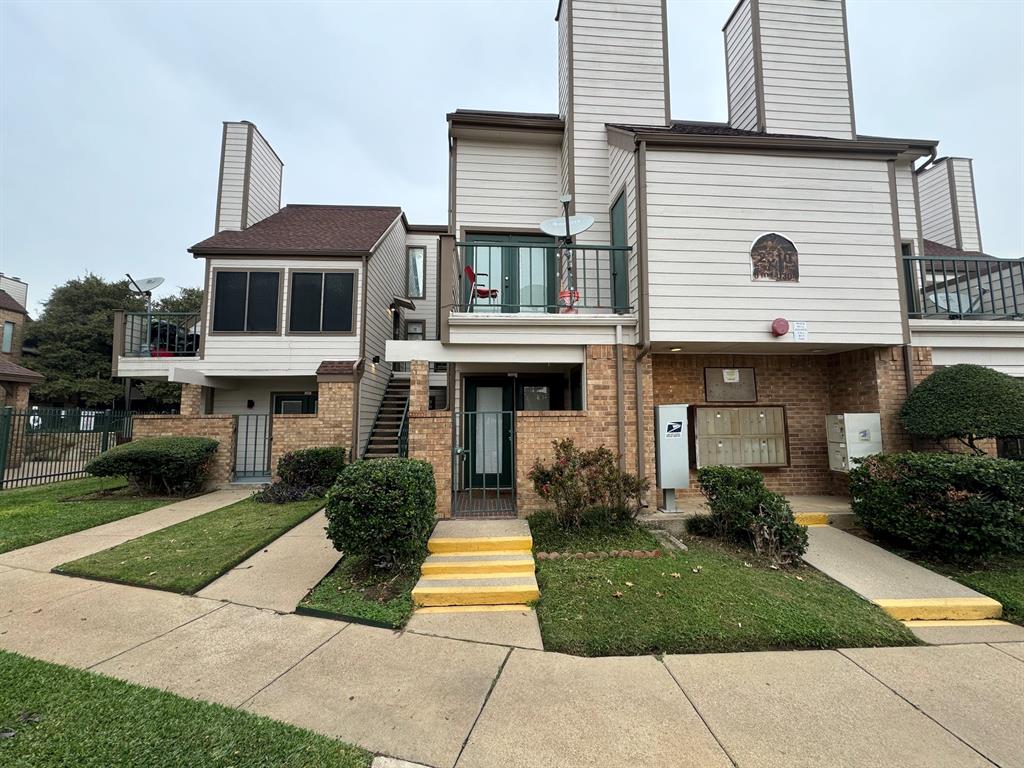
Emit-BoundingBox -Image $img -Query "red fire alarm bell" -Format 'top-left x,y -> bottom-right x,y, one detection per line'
771,318 -> 790,337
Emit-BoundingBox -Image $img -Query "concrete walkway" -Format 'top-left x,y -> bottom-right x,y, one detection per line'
0,488 -> 251,573
197,509 -> 341,613
2,566 -> 1022,767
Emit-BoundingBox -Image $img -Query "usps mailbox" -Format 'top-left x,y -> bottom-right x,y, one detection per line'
655,404 -> 690,511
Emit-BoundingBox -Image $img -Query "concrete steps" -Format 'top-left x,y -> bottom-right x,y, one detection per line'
412,520 -> 538,610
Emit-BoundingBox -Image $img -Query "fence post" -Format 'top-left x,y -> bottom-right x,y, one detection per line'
0,407 -> 13,490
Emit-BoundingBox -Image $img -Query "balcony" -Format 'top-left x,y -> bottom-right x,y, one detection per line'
904,255 -> 1023,320
116,311 -> 201,358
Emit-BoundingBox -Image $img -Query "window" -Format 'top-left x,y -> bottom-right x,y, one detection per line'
405,319 -> 425,341
212,271 -> 280,332
1,321 -> 14,354
407,246 -> 426,299
609,191 -> 629,311
273,393 -> 318,415
288,271 -> 355,333
750,233 -> 799,282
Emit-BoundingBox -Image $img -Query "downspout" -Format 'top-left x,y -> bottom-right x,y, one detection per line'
633,138 -> 651,505
615,324 -> 626,471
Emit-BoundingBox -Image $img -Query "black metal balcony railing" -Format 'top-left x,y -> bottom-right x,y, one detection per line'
451,241 -> 634,314
904,256 -> 1024,320
122,312 -> 201,357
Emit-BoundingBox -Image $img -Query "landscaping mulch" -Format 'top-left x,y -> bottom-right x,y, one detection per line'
0,650 -> 370,767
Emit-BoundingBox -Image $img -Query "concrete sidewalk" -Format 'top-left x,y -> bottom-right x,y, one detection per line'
0,488 -> 250,573
2,566 -> 1022,768
197,509 -> 341,613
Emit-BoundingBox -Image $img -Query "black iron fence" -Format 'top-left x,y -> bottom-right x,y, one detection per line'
904,256 -> 1024,320
122,311 -> 201,357
234,414 -> 271,480
452,409 -> 516,518
0,407 -> 134,489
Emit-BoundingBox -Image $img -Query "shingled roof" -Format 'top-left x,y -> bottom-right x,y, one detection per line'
189,205 -> 402,256
0,358 -> 43,384
0,290 -> 27,314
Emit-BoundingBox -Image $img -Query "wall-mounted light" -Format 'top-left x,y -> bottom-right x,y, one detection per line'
670,347 -> 682,352
372,355 -> 381,364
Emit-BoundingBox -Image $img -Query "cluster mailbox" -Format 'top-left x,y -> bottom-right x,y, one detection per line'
826,412 -> 882,472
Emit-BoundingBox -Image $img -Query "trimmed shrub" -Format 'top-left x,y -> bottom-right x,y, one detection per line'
695,465 -> 807,565
528,439 -> 649,528
850,452 -> 1024,561
325,458 -> 436,571
900,364 -> 1024,454
254,446 -> 348,503
86,436 -> 217,496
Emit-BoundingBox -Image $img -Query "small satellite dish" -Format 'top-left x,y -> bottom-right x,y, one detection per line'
126,275 -> 165,294
540,214 -> 595,239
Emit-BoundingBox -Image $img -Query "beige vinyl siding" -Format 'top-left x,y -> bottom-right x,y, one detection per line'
607,142 -> 640,310
448,319 -> 636,347
404,232 -> 439,340
757,0 -> 855,139
569,0 -> 667,248
558,6 -> 572,196
357,217 -> 405,456
644,149 -> 903,346
894,161 -> 919,251
245,126 -> 283,228
201,257 -> 362,376
724,0 -> 759,131
216,123 -> 249,232
950,158 -> 982,251
454,139 -> 561,235
918,162 -> 956,248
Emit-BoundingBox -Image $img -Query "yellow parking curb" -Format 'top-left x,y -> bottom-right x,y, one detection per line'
873,597 -> 1002,621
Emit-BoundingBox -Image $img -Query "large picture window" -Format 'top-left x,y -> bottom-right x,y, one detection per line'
407,246 -> 426,299
288,271 -> 356,333
212,271 -> 280,332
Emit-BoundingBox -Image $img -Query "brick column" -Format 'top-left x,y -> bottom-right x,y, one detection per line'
179,384 -> 204,416
410,360 -> 429,413
407,359 -> 450,517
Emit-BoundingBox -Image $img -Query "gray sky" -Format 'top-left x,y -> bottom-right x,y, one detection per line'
2,0 -> 1022,316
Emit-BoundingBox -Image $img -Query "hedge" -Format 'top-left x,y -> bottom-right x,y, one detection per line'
86,437 -> 218,496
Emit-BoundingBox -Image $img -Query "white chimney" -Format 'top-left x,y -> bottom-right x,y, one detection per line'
916,157 -> 983,252
724,0 -> 856,139
214,121 -> 284,234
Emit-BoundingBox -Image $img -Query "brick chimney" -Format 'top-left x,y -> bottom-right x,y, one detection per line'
214,121 -> 284,233
916,157 -> 983,251
723,0 -> 856,139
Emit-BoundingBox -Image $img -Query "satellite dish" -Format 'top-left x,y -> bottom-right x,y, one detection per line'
540,214 -> 595,239
126,275 -> 165,294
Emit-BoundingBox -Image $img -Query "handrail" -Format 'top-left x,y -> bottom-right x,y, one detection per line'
122,311 -> 201,357
397,397 -> 410,458
902,255 -> 1023,320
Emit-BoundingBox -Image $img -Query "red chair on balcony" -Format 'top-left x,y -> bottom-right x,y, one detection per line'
464,265 -> 498,309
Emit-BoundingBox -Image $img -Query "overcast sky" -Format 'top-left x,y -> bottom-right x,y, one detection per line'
2,0 -> 1022,315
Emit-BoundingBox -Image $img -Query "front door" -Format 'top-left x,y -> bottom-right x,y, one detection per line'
610,192 -> 629,312
465,234 -> 556,313
463,377 -> 514,489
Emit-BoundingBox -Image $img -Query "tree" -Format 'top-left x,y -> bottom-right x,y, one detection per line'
900,364 -> 1024,454
22,276 -> 202,409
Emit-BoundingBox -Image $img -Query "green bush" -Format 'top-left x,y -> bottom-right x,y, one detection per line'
528,439 -> 649,528
900,364 -> 1024,454
850,452 -> 1024,561
324,458 -> 436,571
695,465 -> 807,565
255,446 -> 348,503
86,437 -> 217,496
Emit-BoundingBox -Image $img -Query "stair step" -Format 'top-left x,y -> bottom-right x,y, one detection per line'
422,552 -> 535,576
428,536 -> 532,554
411,575 -> 539,607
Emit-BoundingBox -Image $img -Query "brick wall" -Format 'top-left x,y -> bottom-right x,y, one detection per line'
267,380 -> 354,476
179,384 -> 204,416
132,414 -> 236,487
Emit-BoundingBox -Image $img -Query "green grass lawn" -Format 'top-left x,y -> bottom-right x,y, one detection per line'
920,555 -> 1024,625
529,509 -> 664,553
0,477 -> 173,555
532,518 -> 918,656
0,650 -> 370,768
298,555 -> 419,629
55,496 -> 324,594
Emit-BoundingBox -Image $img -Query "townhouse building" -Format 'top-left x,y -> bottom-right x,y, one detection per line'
113,0 -> 1023,512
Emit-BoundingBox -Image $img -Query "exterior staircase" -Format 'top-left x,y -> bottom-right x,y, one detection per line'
412,520 -> 539,610
363,378 -> 410,459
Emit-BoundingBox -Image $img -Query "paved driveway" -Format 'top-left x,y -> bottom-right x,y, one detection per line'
1,566 -> 1021,767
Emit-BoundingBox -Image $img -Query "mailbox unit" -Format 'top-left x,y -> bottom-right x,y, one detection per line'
826,412 -> 883,472
693,406 -> 788,468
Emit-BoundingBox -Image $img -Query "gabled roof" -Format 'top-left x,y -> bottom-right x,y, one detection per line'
447,109 -> 565,134
0,358 -> 43,384
0,289 -> 27,315
189,205 -> 402,257
922,239 -> 996,261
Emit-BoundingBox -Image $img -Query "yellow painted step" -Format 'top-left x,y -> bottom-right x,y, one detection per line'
794,512 -> 830,526
421,560 -> 535,576
415,604 -> 532,615
428,536 -> 532,554
872,596 -> 1003,621
902,619 -> 1013,628
412,583 -> 540,607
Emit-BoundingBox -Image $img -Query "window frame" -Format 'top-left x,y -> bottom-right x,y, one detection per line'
405,319 -> 426,341
1,321 -> 15,354
284,268 -> 359,336
406,245 -> 426,300
208,268 -> 284,336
